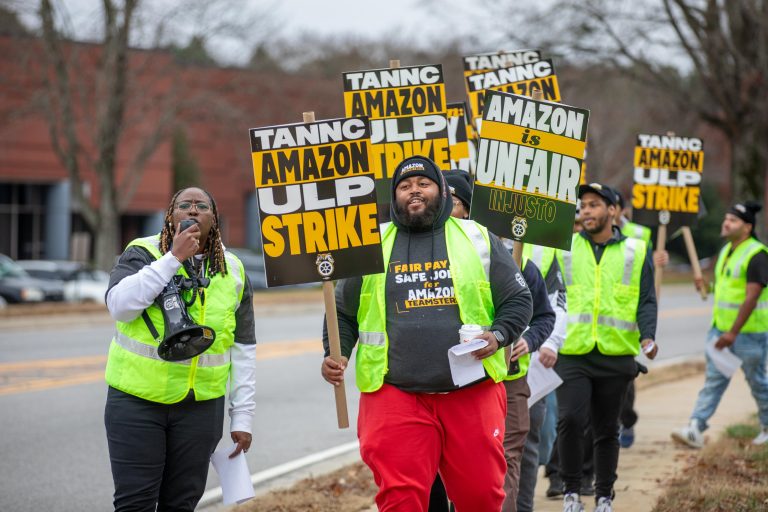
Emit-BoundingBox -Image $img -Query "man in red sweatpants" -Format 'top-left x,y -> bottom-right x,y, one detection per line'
321,156 -> 533,511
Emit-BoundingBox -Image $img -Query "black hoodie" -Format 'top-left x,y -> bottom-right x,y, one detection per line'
324,157 -> 532,392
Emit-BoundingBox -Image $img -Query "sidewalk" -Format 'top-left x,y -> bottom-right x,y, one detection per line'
360,367 -> 757,512
532,369 -> 755,512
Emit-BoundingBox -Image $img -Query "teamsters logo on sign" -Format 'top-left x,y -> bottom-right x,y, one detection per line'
249,117 -> 383,287
470,90 -> 589,251
631,133 -> 704,227
342,64 -> 450,207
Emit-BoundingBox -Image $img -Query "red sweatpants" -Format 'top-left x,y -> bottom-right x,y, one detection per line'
358,380 -> 507,512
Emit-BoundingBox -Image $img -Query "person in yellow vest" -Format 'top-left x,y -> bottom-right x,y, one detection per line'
104,187 -> 256,511
321,157 -> 533,512
557,183 -> 658,512
671,201 -> 768,448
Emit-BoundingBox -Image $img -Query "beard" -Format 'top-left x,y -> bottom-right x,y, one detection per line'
584,212 -> 611,235
394,195 -> 440,229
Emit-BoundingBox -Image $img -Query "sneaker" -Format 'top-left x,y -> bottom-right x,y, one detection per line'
619,426 -> 635,448
671,419 -> 704,448
594,496 -> 613,512
546,473 -> 565,499
580,477 -> 595,496
752,426 -> 768,445
563,493 -> 585,512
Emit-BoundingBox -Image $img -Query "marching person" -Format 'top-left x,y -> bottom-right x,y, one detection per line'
104,187 -> 256,511
321,157 -> 533,512
557,183 -> 658,512
671,201 -> 768,448
442,169 -> 557,512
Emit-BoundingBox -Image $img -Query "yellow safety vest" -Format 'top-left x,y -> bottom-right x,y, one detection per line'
560,233 -> 646,355
621,221 -> 652,245
713,239 -> 768,333
355,218 -> 509,392
105,236 -> 245,403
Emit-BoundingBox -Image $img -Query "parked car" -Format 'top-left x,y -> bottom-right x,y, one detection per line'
0,254 -> 66,303
16,260 -> 109,303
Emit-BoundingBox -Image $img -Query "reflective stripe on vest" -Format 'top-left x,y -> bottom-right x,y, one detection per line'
567,313 -> 638,332
354,218 -> 507,392
114,331 -> 229,366
713,239 -> 768,333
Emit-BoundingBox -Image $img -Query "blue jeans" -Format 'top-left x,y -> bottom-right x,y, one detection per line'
539,391 -> 558,465
691,327 -> 768,431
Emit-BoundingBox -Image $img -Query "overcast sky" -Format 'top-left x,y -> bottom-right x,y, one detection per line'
16,0 -> 493,64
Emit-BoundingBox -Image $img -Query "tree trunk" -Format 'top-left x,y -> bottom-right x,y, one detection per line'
94,180 -> 120,270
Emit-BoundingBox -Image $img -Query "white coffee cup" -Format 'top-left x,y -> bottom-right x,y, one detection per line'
458,324 -> 483,344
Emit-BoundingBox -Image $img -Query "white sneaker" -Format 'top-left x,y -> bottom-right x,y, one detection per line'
671,419 -> 704,448
594,496 -> 613,512
752,426 -> 768,445
563,492 -> 585,512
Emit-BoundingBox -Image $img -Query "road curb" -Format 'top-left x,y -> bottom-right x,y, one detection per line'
198,441 -> 361,510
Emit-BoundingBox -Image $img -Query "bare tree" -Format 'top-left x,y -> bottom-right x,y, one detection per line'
38,0 -> 176,269
571,0 -> 768,205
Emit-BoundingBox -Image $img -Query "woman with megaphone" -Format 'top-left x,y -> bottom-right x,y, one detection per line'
104,187 -> 256,512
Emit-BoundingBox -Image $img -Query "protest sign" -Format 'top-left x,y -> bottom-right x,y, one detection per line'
447,102 -> 472,172
631,133 -> 704,227
249,117 -> 383,287
463,50 -> 562,129
342,64 -> 450,205
470,90 -> 589,250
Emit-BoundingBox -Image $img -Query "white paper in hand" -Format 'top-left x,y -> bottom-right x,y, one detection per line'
526,352 -> 563,408
706,339 -> 742,378
210,442 -> 255,505
448,338 -> 489,387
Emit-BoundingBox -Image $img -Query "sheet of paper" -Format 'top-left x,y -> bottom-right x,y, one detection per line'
210,442 -> 255,505
448,338 -> 489,387
706,340 -> 742,378
526,351 -> 563,408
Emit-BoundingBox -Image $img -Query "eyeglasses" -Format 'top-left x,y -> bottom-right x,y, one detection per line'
176,201 -> 211,212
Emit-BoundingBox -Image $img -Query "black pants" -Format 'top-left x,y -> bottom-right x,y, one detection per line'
545,426 -> 593,481
105,387 -> 225,512
555,360 -> 632,499
620,381 -> 638,429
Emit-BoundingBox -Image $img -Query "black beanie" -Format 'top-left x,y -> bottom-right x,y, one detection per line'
444,169 -> 473,209
392,156 -> 443,189
729,201 -> 762,226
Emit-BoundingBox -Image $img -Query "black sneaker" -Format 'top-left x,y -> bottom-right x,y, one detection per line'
580,477 -> 595,497
546,474 -> 564,499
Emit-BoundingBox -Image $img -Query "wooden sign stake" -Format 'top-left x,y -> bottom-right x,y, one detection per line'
303,110 -> 349,429
681,226 -> 708,300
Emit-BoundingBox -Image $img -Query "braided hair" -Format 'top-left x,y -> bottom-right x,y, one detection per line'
159,188 -> 228,277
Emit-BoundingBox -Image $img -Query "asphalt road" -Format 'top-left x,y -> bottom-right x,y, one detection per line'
0,284 -> 710,511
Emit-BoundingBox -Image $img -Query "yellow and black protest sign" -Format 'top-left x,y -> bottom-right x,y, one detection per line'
463,50 -> 561,129
470,90 -> 589,250
447,102 -> 472,172
631,133 -> 704,227
343,65 -> 450,207
249,117 -> 383,286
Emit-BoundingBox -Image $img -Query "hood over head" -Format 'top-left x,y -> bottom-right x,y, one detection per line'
389,156 -> 452,231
